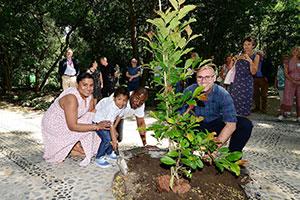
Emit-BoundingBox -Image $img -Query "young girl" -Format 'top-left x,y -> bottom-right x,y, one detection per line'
93,87 -> 129,168
275,56 -> 289,104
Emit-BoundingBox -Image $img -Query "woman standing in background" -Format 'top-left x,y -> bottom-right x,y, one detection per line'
229,36 -> 260,116
278,47 -> 300,122
87,60 -> 103,103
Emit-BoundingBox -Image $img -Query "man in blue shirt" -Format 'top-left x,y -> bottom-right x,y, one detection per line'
180,65 -> 253,152
253,51 -> 273,113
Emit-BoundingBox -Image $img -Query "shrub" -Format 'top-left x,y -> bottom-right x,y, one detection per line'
142,0 -> 242,190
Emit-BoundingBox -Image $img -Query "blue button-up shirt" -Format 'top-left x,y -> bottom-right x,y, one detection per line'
180,84 -> 237,123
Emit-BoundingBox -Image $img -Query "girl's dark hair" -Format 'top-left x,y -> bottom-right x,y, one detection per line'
89,60 -> 97,68
76,72 -> 94,83
114,86 -> 130,98
242,36 -> 256,48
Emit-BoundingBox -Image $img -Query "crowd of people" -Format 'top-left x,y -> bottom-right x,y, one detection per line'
42,39 -> 299,168
214,38 -> 299,122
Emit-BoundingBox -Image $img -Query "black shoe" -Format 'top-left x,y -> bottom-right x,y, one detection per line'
240,166 -> 250,176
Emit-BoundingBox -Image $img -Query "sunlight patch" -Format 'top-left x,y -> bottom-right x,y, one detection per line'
256,123 -> 274,128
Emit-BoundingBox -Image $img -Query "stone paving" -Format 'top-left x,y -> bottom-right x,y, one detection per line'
0,108 -> 299,200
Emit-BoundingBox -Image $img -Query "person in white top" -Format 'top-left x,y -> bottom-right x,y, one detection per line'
114,87 -> 149,146
93,87 -> 129,168
59,48 -> 80,90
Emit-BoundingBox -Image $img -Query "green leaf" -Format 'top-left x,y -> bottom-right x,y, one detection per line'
161,156 -> 176,165
188,34 -> 201,42
167,150 -> 179,157
178,0 -> 186,6
169,16 -> 180,30
215,161 -> 224,172
178,38 -> 186,49
186,99 -> 196,106
164,10 -> 177,24
180,47 -> 194,57
226,151 -> 243,162
192,86 -> 205,98
217,158 -> 231,170
171,130 -> 181,137
181,18 -> 197,29
198,59 -> 213,68
196,158 -> 204,168
169,0 -> 179,10
186,132 -> 194,142
184,58 -> 193,69
147,18 -> 164,28
229,163 -> 240,176
195,135 -> 203,143
180,139 -> 189,148
178,5 -> 196,20
181,148 -> 191,157
181,158 -> 197,169
149,111 -> 158,119
166,117 -> 176,124
218,147 -> 229,153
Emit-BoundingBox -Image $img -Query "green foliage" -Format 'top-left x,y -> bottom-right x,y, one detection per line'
215,147 -> 243,176
143,0 -> 243,189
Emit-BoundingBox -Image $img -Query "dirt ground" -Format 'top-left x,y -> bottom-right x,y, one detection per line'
112,148 -> 247,200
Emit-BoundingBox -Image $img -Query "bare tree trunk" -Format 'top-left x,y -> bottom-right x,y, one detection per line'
128,0 -> 138,59
38,27 -> 75,91
1,54 -> 13,92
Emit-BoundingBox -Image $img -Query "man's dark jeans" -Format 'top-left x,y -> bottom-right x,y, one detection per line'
198,116 -> 253,152
96,130 -> 113,159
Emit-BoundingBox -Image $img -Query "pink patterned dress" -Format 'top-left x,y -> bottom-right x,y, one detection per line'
281,58 -> 300,116
42,87 -> 100,166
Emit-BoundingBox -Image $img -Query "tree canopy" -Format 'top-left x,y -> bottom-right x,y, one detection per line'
0,0 -> 299,93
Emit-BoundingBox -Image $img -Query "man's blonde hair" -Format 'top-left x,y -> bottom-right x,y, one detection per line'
196,64 -> 216,75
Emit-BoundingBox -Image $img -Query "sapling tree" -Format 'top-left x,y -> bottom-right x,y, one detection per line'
142,0 -> 243,190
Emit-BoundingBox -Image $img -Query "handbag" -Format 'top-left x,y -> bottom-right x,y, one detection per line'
224,64 -> 236,85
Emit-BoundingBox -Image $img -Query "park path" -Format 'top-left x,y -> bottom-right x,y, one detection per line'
0,106 -> 299,199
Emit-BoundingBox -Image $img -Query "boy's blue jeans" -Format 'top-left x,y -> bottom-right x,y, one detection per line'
96,130 -> 113,159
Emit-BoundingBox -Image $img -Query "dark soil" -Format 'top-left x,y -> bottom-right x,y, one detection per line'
112,149 -> 248,200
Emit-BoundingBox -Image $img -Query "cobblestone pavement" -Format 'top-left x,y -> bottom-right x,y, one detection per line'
0,108 -> 299,200
244,113 -> 300,200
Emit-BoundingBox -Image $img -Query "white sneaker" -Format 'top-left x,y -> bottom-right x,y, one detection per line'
95,157 -> 111,168
107,151 -> 118,160
277,115 -> 284,121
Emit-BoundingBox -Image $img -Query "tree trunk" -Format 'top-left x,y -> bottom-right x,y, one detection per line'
38,27 -> 75,91
128,0 -> 138,59
1,55 -> 13,92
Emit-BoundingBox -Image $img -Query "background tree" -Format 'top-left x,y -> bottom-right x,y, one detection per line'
0,0 -> 298,93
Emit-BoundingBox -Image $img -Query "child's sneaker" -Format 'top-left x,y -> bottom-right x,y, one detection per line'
95,157 -> 111,168
107,151 -> 118,160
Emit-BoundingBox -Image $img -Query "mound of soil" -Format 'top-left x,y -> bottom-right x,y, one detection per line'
112,148 -> 248,200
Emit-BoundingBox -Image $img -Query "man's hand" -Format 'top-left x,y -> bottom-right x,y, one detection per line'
111,139 -> 118,150
140,132 -> 147,146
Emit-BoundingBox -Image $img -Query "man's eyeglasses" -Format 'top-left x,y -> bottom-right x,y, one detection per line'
196,75 -> 215,81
